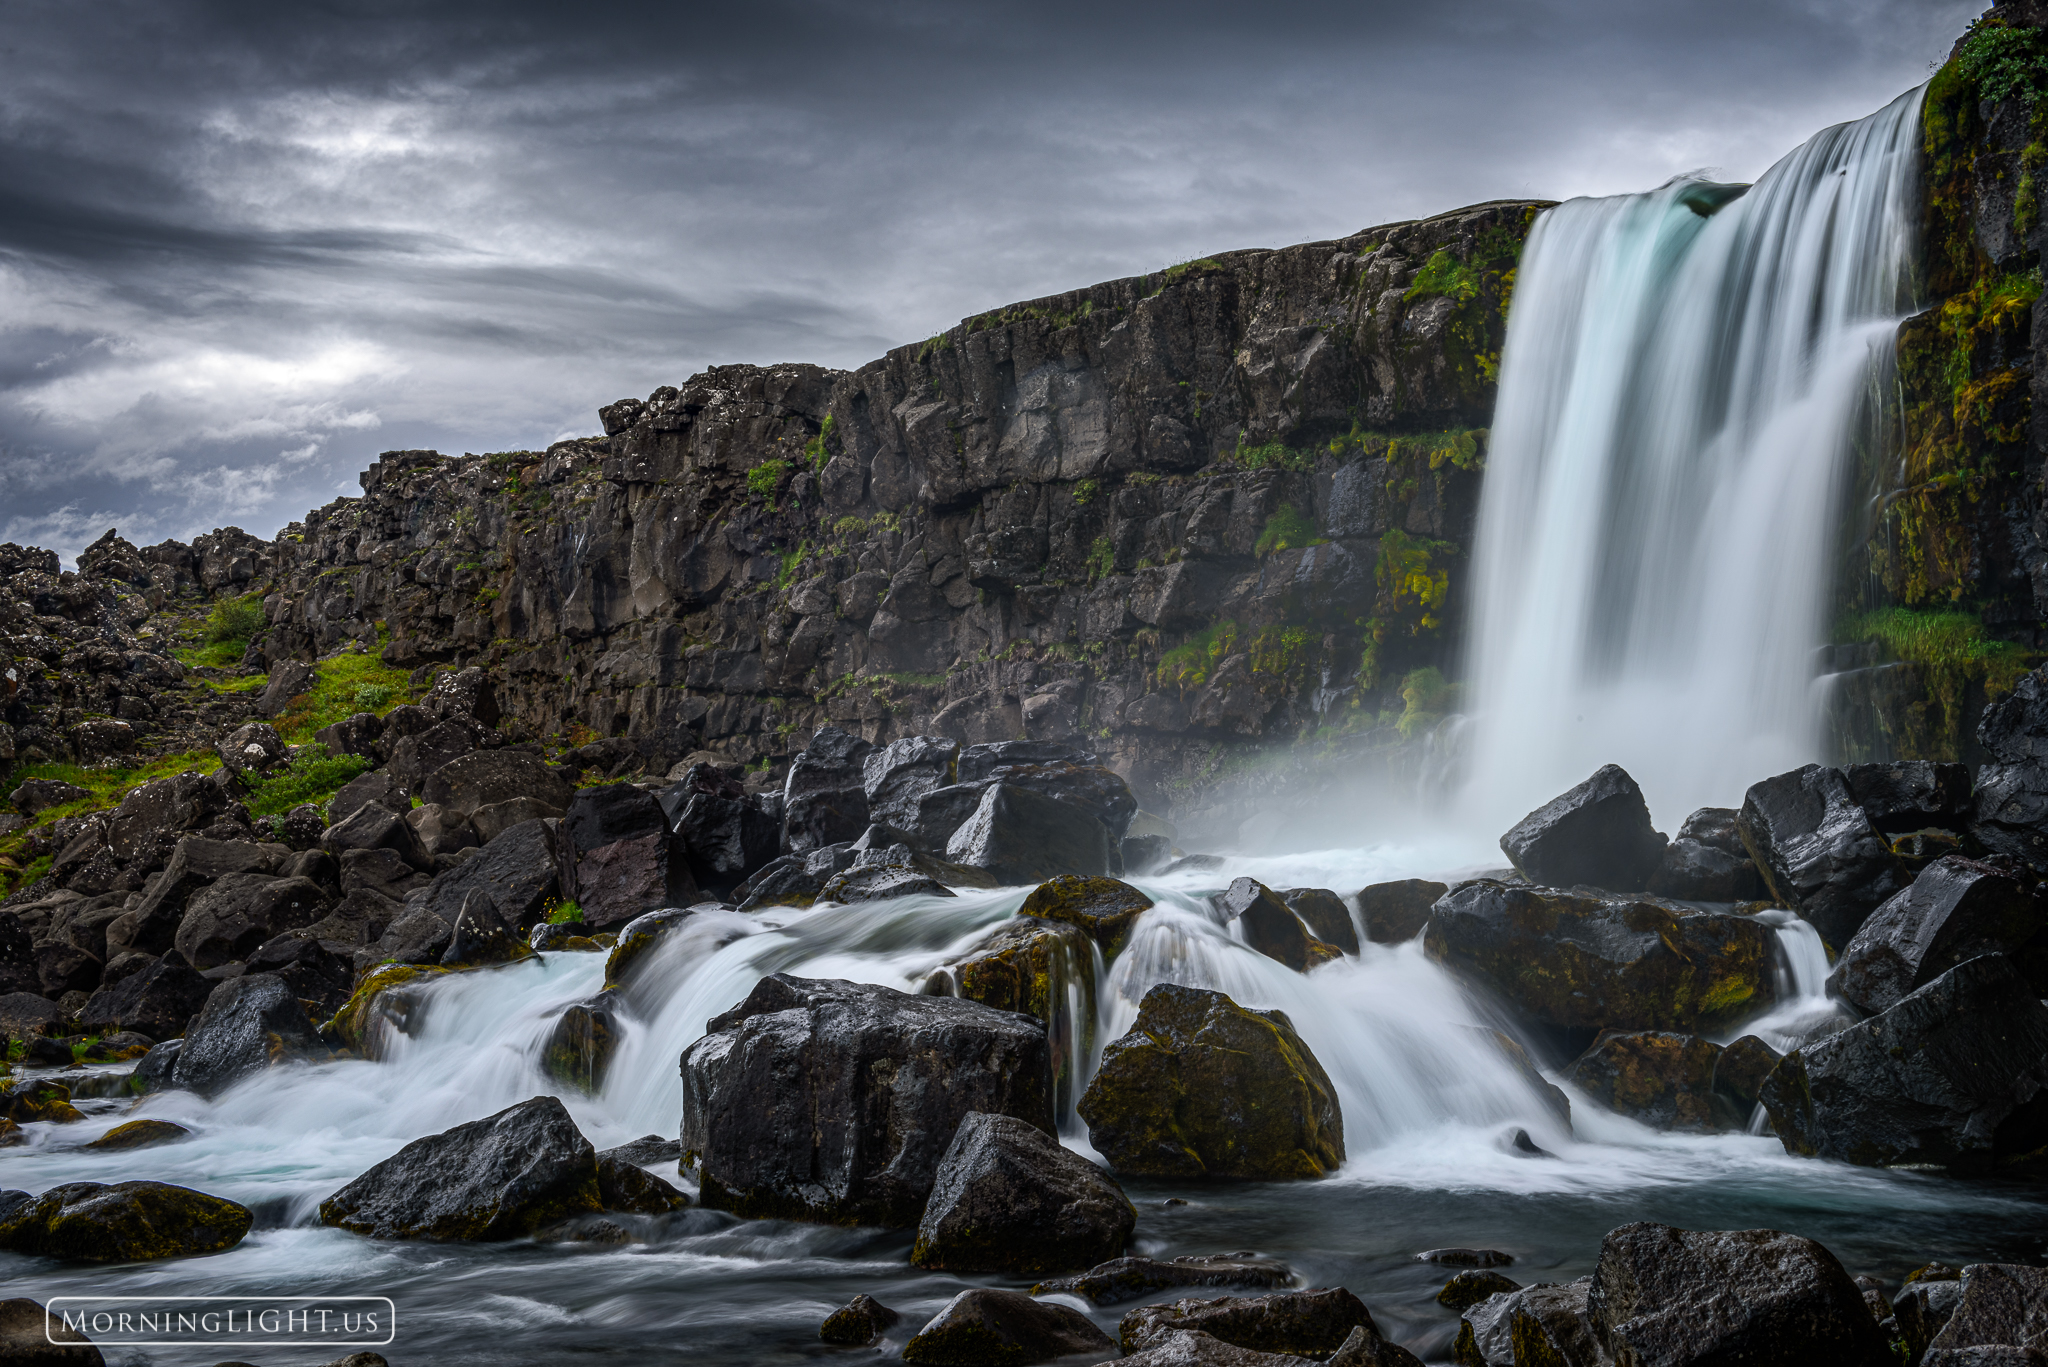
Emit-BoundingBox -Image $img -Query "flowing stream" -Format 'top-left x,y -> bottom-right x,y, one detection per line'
7,85 -> 2047,1367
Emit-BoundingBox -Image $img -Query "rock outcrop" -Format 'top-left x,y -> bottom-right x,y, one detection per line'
911,1112 -> 1134,1275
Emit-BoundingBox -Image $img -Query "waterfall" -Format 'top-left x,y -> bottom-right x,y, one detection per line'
1459,87 -> 1924,830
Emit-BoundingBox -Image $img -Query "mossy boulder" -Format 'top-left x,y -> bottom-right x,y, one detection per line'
1438,1270 -> 1521,1311
1281,888 -> 1358,955
1077,983 -> 1344,1180
603,907 -> 695,989
1,1078 -> 84,1125
821,1294 -> 901,1346
84,1119 -> 191,1151
324,961 -> 453,1059
932,916 -> 1095,1108
1562,1032 -> 1733,1132
1424,881 -> 1777,1036
1018,875 -> 1152,958
540,992 -> 619,1093
902,1288 -> 1114,1366
1217,878 -> 1344,972
319,1094 -> 602,1240
0,1181 -> 251,1262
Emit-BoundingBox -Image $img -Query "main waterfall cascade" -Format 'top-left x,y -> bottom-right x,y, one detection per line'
1460,87 -> 1925,832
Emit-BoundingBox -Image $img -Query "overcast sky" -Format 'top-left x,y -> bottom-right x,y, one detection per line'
0,0 -> 1979,561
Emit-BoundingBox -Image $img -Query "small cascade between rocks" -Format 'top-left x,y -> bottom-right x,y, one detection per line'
1459,87 -> 1925,830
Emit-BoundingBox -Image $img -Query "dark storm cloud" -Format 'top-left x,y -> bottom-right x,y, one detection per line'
0,0 -> 1980,559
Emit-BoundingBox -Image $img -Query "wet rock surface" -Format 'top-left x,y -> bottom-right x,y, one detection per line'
0,1181 -> 252,1262
1827,855 -> 2046,1014
1563,1031 -> 1733,1132
912,1112 -> 1134,1274
1217,878 -> 1343,972
1500,765 -> 1667,892
1739,764 -> 1909,950
821,1294 -> 902,1346
1017,875 -> 1153,957
903,1288 -> 1115,1366
1120,1289 -> 1376,1359
171,971 -> 322,1096
1034,1253 -> 1296,1306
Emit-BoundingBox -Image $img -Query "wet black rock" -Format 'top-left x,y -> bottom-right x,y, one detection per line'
1760,954 -> 2048,1170
1842,761 -> 1974,834
1454,1278 -> 1602,1367
1120,1289 -> 1375,1359
1424,882 -> 1778,1036
1893,1277 -> 1965,1365
666,767 -> 781,897
1500,764 -> 1667,892
1826,855 -> 2045,1015
413,818 -> 562,931
0,1295 -> 104,1363
1078,983 -> 1344,1180
1973,667 -> 2048,869
0,917 -> 37,998
821,1294 -> 902,1346
319,1095 -> 601,1240
1738,764 -> 1909,950
1216,878 -> 1342,972
818,862 -> 955,903
322,802 -> 434,875
911,1112 -> 1134,1275
1563,1031 -> 1732,1132
1034,1253 -> 1296,1306
420,750 -> 575,819
1439,1270 -> 1521,1311
314,711 -> 384,760
1921,1263 -> 2048,1361
1104,1330 -> 1318,1366
1647,807 -> 1768,902
944,782 -> 1112,884
782,726 -> 873,854
680,973 -> 1053,1226
0,1181 -> 251,1262
441,889 -> 522,965
1018,875 -> 1154,958
1587,1221 -> 1888,1365
563,782 -> 667,852
130,1038 -> 183,1094
173,873 -> 332,969
541,992 -> 618,1093
902,1288 -> 1114,1366
594,1153 -> 687,1213
75,951 -> 212,1040
171,973 -> 322,1097
1281,888 -> 1358,955
1710,1034 -> 1782,1119
864,736 -> 960,830
1418,1248 -> 1515,1268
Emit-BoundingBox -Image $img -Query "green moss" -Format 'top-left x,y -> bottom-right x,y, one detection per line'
1404,249 -> 1482,304
270,648 -> 419,747
1837,606 -> 2032,757
803,413 -> 837,471
1073,478 -> 1099,505
746,459 -> 789,505
1162,258 -> 1222,281
1254,504 -> 1325,556
1958,16 -> 2048,107
1086,536 -> 1115,581
776,541 -> 812,590
547,900 -> 585,926
1248,625 -> 1315,682
243,745 -> 376,818
1396,666 -> 1462,739
1158,620 -> 1239,692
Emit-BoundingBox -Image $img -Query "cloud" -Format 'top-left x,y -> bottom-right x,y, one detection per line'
0,0 -> 1983,562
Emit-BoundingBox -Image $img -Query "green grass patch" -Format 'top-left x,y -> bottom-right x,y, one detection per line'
804,414 -> 837,471
270,649 -> 419,746
243,745 -> 376,818
1255,504 -> 1325,556
1959,15 -> 2048,107
1838,606 -> 2032,699
1404,249 -> 1483,305
1158,619 -> 1240,692
747,459 -> 788,505
1086,537 -> 1115,581
547,901 -> 586,926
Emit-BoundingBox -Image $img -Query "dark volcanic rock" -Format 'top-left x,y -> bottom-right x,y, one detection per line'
84,1118 -> 191,1151
1217,878 -> 1342,972
1826,856 -> 2045,1015
1922,1263 -> 2048,1360
594,1153 -> 687,1213
1760,953 -> 2048,1171
1454,1278 -> 1604,1367
322,802 -> 434,874
1018,875 -> 1153,957
818,861 -> 954,903
1500,764 -> 1667,892
911,1112 -> 1134,1275
0,1181 -> 251,1262
1078,983 -> 1343,1180
1647,807 -> 1768,902
319,1095 -> 602,1240
1035,1253 -> 1295,1306
1281,888 -> 1358,955
668,780 -> 780,896
413,818 -> 562,931
945,781 -> 1112,884
902,1288 -> 1114,1366
0,917 -> 37,997
105,835 -> 278,958
420,750 -> 575,819
781,726 -> 873,854
568,832 -> 697,928
1424,881 -> 1777,1035
440,888 -> 522,964
1417,1248 -> 1515,1268
173,873 -> 332,969
1563,1031 -> 1730,1132
1974,668 -> 2048,869
562,782 -> 667,852
1586,1221 -> 1888,1366
540,993 -> 619,1093
1438,1270 -> 1521,1311
171,972 -> 322,1097
1842,761 -> 1973,834
1120,1289 -> 1374,1359
864,735 -> 960,830
1738,764 -> 1909,950
0,1295 -> 105,1363
329,768 -> 409,824
1710,1034 -> 1782,1119
75,951 -> 212,1040
680,973 -> 1053,1226
821,1294 -> 902,1346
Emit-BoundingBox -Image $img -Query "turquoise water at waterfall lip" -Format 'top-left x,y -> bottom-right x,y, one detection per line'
4,848 -> 2047,1366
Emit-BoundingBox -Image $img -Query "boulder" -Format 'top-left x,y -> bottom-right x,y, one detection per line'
1826,856 -> 2046,1016
1120,1289 -> 1375,1358
356,904 -> 455,970
171,973 -> 322,1097
420,750 -> 574,820
1357,881 -> 1446,945
36,943 -> 99,997
1077,983 -> 1344,1180
173,873 -> 332,969
680,973 -> 1053,1226
313,710 -> 384,759
540,993 -> 619,1093
902,1289 -> 1114,1366
730,844 -> 854,912
471,796 -> 565,844
1018,875 -> 1153,958
1759,953 -> 2048,1171
667,774 -> 781,897
1842,761 -> 1974,833
1454,1279 -> 1604,1367
973,762 -> 1138,844
326,962 -> 453,1059
84,1118 -> 191,1151
412,818 -> 562,931
562,782 -> 666,852
1217,878 -> 1343,972
1974,667 -> 2048,869
9,779 -> 89,816
1646,807 -> 1768,902
821,1294 -> 903,1346
1562,1032 -> 1731,1132
928,916 -> 1095,1106
0,993 -> 63,1045
1035,1253 -> 1295,1306
864,735 -> 960,830
1500,765 -> 1667,892
1424,882 -> 1778,1036
1439,1270 -> 1522,1311
956,739 -> 1097,783
105,835 -> 278,958
216,721 -> 286,775
1282,889 -> 1358,955
404,803 -> 477,858
319,1095 -> 602,1240
0,1181 -> 251,1262
105,772 -> 233,863
603,907 -> 698,988
75,951 -> 212,1040
1102,1331 -> 1318,1366
322,802 -> 434,874
0,918 -> 36,997
818,861 -> 955,902
1738,765 -> 1909,950
130,1039 -> 182,1094
782,726 -> 873,853
421,666 -> 501,726
0,1296 -> 104,1363
912,1112 -> 1135,1274
946,782 -> 1112,884
1710,1034 -> 1782,1118
594,1153 -> 687,1213
255,661 -> 317,719
1922,1263 -> 2048,1361
385,720 -> 483,795
329,768 -> 409,824
1,1079 -> 83,1125
1586,1221 -> 1889,1365
1894,1277 -> 1965,1364
569,833 -> 698,928
340,847 -> 429,902
441,889 -> 523,965
903,781 -> 999,853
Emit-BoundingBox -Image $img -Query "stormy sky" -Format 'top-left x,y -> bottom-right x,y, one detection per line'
0,0 -> 1978,561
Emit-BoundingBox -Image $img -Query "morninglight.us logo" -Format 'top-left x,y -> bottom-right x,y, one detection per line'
44,1296 -> 394,1348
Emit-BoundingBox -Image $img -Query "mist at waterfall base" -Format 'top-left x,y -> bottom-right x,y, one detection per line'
9,89 -> 2048,1367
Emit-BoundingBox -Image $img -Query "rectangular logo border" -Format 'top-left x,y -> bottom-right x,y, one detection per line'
43,1295 -> 396,1348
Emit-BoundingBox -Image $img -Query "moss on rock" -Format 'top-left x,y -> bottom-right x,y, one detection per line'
0,1181 -> 251,1262
1018,876 -> 1153,959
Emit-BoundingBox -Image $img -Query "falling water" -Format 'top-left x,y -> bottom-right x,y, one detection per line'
1460,88 -> 1924,830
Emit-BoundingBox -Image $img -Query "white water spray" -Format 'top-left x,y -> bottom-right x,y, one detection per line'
1460,88 -> 1924,830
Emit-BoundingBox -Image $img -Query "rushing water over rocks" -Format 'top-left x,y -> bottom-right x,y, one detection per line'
1462,89 -> 1925,830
